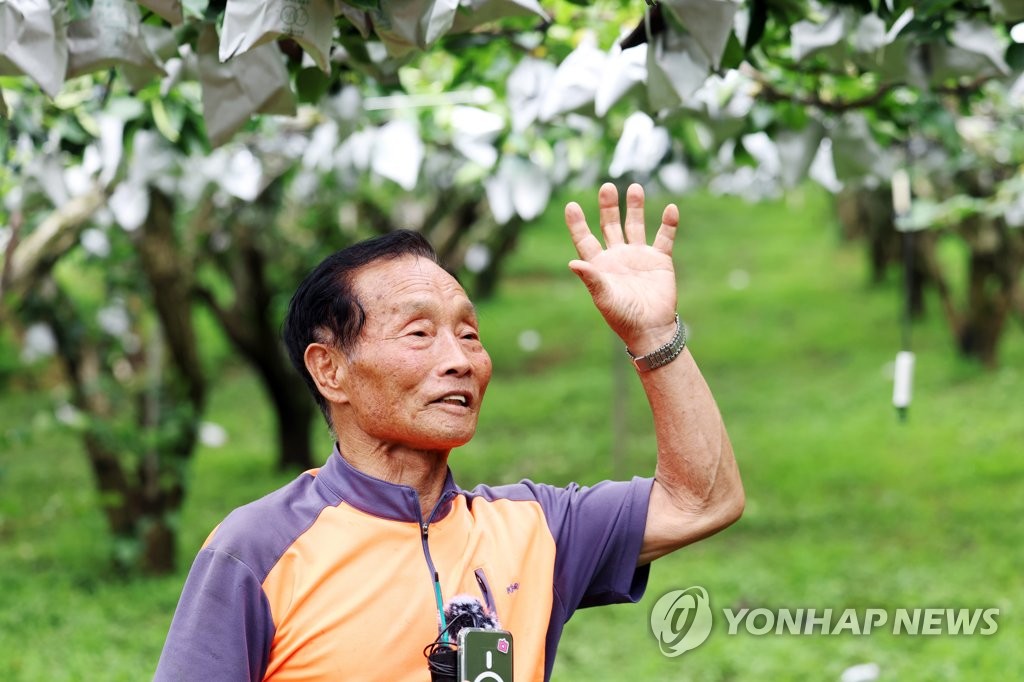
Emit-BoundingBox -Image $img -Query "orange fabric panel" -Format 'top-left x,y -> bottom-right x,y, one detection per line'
261,496 -> 556,681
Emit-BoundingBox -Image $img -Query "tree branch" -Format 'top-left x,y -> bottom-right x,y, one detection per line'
0,185 -> 107,304
2,210 -> 22,295
745,63 -> 997,114
747,68 -> 899,113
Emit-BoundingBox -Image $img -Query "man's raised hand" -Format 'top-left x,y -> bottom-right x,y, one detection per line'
563,182 -> 680,354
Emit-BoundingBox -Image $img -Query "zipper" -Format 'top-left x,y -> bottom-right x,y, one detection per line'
420,490 -> 456,643
474,568 -> 498,617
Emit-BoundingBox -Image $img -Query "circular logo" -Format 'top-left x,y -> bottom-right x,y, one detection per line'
280,5 -> 309,27
650,586 -> 713,657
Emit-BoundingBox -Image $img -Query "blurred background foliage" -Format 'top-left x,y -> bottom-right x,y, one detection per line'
1,0 -> 1023,678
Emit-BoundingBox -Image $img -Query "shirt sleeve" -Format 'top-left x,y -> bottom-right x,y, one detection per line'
508,476 -> 654,615
154,547 -> 274,682
549,477 -> 653,612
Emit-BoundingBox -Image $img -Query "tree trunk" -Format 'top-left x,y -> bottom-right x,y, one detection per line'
140,517 -> 177,575
83,433 -> 138,539
1014,279 -> 1024,330
244,334 -> 316,470
268,376 -> 317,469
11,187 -> 203,575
953,217 -> 1022,368
958,251 -> 1010,367
37,285 -> 139,572
243,324 -> 317,469
197,187 -> 316,470
835,185 -> 901,285
137,190 -> 206,409
42,282 -> 187,575
901,230 -> 933,319
132,188 -> 206,574
203,287 -> 316,470
473,217 -> 524,300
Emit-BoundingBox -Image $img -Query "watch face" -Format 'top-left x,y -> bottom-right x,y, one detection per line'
457,628 -> 513,682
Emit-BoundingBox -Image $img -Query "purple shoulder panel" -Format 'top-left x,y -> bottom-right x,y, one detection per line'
204,470 -> 336,582
156,468 -> 341,680
154,549 -> 274,681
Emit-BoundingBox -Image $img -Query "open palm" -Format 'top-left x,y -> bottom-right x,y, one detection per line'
564,183 -> 679,351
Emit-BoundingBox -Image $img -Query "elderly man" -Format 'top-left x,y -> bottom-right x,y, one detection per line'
155,184 -> 743,681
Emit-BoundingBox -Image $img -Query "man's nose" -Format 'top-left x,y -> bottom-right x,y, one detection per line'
437,330 -> 472,376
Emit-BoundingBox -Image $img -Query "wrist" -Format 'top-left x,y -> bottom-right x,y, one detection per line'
625,314 -> 687,373
623,317 -> 680,356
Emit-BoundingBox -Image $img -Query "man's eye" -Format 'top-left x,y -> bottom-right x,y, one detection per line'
462,332 -> 479,341
410,331 -> 428,337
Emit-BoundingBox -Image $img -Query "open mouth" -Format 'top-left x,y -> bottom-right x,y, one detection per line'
433,393 -> 471,408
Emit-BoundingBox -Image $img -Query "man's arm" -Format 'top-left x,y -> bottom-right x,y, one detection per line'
563,183 -> 744,566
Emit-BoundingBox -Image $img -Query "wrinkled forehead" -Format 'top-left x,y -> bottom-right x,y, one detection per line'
352,255 -> 474,317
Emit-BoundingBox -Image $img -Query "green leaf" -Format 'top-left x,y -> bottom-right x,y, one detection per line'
1007,43 -> 1024,72
56,115 -> 93,146
203,0 -> 225,20
774,101 -> 810,129
295,67 -> 332,104
720,32 -> 746,70
105,97 -> 147,123
151,99 -> 181,143
66,0 -> 94,21
336,30 -> 373,63
832,0 -> 873,12
766,0 -> 809,25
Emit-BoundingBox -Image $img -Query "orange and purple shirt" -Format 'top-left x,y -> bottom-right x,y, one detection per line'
155,446 -> 652,681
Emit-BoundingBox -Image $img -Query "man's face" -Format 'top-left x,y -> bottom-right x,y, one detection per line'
338,255 -> 492,452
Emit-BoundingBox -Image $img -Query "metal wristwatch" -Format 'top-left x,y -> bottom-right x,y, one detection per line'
625,314 -> 687,373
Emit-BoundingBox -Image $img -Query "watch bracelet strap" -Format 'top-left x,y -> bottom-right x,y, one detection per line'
625,314 -> 687,372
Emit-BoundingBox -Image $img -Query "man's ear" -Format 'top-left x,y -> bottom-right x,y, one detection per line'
304,343 -> 350,405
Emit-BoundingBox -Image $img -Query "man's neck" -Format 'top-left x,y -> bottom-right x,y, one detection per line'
336,436 -> 451,521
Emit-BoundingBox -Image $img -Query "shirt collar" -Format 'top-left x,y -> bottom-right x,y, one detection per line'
316,443 -> 461,524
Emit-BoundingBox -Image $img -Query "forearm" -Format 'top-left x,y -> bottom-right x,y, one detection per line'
631,338 -> 744,563
644,347 -> 739,494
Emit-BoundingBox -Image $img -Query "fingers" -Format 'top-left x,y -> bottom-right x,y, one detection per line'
567,182 -> 676,258
651,203 -> 679,255
598,183 -> 624,247
624,183 -> 646,245
564,201 -> 603,261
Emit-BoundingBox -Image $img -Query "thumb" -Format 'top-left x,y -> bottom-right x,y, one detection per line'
568,259 -> 608,300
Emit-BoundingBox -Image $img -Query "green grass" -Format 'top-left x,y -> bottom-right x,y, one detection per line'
1,187 -> 1021,680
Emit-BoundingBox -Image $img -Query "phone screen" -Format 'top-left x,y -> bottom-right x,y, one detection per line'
457,628 -> 513,682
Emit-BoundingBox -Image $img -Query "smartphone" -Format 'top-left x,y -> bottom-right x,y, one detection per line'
457,628 -> 513,682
